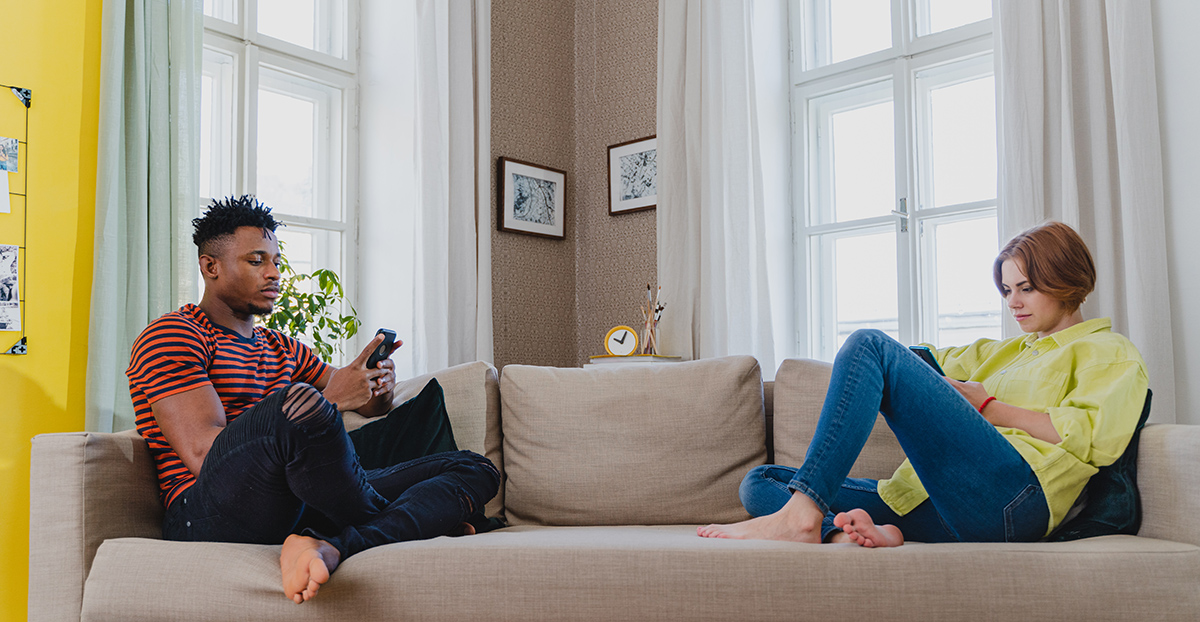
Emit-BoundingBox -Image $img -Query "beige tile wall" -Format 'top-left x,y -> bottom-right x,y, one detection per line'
491,0 -> 658,369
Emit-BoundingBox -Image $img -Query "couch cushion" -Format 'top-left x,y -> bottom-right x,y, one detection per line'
772,358 -> 907,480
500,356 -> 766,525
81,529 -> 1200,621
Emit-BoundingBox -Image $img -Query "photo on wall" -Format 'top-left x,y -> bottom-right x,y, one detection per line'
0,244 -> 19,332
498,157 -> 566,239
608,135 -> 656,215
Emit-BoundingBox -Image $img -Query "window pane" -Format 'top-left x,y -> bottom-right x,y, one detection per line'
201,48 -> 236,201
257,67 -> 342,220
805,0 -> 892,68
829,0 -> 891,64
919,67 -> 996,208
258,0 -> 346,57
825,231 -> 898,353
929,215 -> 1001,346
921,0 -> 992,36
812,83 -> 895,224
204,0 -> 237,22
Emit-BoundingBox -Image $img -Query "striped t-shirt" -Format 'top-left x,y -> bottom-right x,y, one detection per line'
127,304 -> 331,507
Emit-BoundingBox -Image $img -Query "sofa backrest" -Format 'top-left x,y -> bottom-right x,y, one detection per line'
500,355 -> 767,526
771,358 -> 906,480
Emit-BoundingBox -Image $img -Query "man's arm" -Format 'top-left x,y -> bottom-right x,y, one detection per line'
152,385 -> 228,476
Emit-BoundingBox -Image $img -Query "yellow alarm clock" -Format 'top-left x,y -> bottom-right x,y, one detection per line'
604,325 -> 639,356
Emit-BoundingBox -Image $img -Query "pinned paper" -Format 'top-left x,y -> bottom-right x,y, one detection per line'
0,244 -> 18,331
0,172 -> 8,214
0,137 -> 17,172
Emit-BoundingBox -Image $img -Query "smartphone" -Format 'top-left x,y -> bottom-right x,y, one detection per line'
366,329 -> 397,369
909,345 -> 945,376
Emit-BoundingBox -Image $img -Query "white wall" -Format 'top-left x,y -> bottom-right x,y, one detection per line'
1152,0 -> 1200,425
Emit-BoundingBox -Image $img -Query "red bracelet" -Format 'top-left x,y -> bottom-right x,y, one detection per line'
978,396 -> 997,414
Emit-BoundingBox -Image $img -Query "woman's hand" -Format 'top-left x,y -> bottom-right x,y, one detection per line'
946,378 -> 1062,443
946,378 -> 990,411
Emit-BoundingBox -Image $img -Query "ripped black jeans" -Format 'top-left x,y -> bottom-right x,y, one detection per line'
162,383 -> 500,560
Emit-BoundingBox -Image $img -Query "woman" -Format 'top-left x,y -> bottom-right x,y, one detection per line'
699,221 -> 1148,546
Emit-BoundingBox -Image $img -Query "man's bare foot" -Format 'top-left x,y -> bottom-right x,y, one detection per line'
697,491 -> 825,543
833,508 -> 904,548
280,534 -> 341,604
448,522 -> 476,537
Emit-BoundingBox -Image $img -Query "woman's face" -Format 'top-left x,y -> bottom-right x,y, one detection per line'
1000,259 -> 1074,338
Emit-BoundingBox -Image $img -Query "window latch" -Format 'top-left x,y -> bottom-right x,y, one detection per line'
891,198 -> 909,232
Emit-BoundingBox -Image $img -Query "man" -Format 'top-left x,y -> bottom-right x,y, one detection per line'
127,196 -> 499,603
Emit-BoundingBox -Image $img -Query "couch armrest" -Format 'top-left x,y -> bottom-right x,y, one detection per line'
29,430 -> 163,622
1137,424 -> 1200,545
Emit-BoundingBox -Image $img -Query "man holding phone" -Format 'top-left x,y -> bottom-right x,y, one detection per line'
126,196 -> 499,604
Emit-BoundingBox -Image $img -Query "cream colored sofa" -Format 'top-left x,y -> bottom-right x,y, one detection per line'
29,357 -> 1200,621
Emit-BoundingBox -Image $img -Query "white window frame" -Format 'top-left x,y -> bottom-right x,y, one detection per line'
789,0 -> 996,360
200,0 -> 359,318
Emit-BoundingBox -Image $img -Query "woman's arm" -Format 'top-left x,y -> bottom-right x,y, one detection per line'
946,378 -> 1062,444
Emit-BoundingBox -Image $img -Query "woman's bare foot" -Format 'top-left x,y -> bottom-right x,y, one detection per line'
833,508 -> 904,548
280,534 -> 341,604
697,491 -> 825,543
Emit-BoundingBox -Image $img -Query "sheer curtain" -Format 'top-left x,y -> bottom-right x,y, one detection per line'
996,1 -> 1177,423
656,0 -> 793,375
85,0 -> 202,433
358,0 -> 492,379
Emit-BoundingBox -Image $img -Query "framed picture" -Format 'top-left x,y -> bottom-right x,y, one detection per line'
498,157 -> 567,239
607,135 -> 657,215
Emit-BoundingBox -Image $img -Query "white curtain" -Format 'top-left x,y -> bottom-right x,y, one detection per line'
656,0 -> 793,375
996,0 -> 1177,423
358,0 -> 492,378
85,0 -> 202,432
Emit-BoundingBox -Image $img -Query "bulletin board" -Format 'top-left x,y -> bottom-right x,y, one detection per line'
0,84 -> 30,355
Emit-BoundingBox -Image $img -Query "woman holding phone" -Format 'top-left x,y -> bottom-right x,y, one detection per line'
699,221 -> 1148,546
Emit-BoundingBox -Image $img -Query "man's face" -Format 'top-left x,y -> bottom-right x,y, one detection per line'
204,226 -> 282,316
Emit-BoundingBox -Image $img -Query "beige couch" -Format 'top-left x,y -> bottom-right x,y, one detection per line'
29,357 -> 1200,621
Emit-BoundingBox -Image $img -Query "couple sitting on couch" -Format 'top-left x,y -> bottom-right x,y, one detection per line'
127,196 -> 1147,602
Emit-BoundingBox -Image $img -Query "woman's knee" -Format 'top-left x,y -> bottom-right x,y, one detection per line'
739,465 -> 794,517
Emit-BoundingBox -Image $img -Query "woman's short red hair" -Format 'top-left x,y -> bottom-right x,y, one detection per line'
993,221 -> 1096,313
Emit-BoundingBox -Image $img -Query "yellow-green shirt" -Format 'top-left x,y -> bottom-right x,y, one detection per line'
876,318 -> 1149,536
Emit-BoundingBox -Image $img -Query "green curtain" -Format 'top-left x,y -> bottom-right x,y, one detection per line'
85,0 -> 202,433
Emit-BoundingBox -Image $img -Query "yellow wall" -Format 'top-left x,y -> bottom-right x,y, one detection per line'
0,0 -> 102,619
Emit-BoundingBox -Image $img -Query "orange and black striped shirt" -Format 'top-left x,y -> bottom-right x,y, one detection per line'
127,304 -> 331,507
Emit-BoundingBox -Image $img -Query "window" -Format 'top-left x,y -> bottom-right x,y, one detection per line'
199,0 -> 357,348
791,0 -> 998,360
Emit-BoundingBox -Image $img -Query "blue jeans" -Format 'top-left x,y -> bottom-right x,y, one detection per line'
162,383 -> 500,560
742,329 -> 1049,543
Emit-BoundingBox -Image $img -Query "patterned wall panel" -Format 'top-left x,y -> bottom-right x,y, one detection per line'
491,0 -> 658,369
491,0 -> 578,369
572,0 -> 659,365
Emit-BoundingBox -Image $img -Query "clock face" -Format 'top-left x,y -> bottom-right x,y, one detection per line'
604,326 -> 639,356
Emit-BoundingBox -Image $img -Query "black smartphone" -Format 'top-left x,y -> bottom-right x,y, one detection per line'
366,329 -> 397,369
909,345 -> 945,376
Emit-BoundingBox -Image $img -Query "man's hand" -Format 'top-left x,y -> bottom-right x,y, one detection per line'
321,333 -> 401,414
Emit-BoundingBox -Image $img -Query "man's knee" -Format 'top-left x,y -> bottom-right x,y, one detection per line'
282,383 -> 339,431
451,451 -> 500,500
